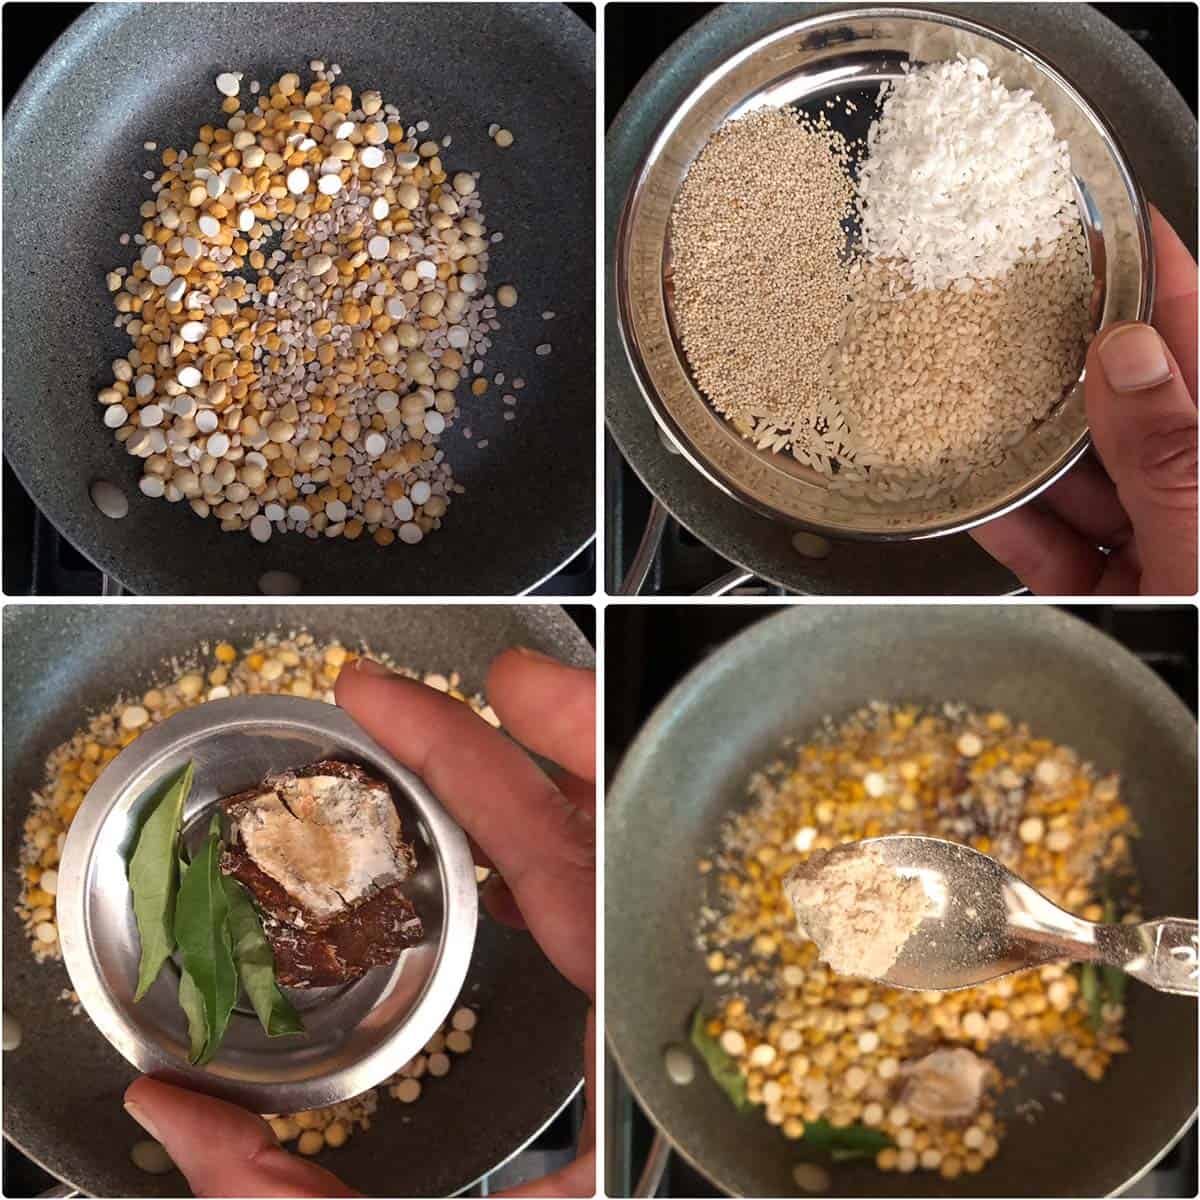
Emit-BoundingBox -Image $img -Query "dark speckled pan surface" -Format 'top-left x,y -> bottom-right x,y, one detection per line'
4,3 -> 595,595
3,604 -> 593,1196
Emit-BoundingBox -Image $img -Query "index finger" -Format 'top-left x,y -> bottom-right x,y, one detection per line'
335,661 -> 595,996
486,649 -> 596,783
1151,205 -> 1198,306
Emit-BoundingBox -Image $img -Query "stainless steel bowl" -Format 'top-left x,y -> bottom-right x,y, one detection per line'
58,695 -> 477,1114
615,6 -> 1153,540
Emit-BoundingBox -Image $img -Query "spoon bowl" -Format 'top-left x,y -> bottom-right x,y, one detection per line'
846,835 -> 1198,994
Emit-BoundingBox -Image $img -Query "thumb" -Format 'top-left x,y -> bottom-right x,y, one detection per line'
124,1077 -> 358,1198
1086,321 -> 1197,594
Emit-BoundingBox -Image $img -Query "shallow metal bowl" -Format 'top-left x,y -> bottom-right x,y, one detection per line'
615,6 -> 1152,541
58,695 -> 477,1113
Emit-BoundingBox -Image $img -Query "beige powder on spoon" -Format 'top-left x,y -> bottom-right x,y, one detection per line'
783,842 -> 929,979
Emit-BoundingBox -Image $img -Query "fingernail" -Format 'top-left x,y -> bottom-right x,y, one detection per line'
124,1099 -> 164,1143
354,657 -> 394,677
1097,323 -> 1174,392
512,645 -> 557,664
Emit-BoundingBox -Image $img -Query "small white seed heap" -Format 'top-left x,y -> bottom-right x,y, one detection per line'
101,63 -> 517,547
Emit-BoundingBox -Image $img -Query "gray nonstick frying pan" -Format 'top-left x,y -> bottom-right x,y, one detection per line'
3,604 -> 593,1197
3,3 -> 594,596
606,606 -> 1198,1196
605,3 -> 1198,595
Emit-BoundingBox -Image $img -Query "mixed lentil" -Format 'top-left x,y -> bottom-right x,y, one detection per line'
101,62 -> 524,547
696,701 -> 1139,1177
264,1004 -> 480,1156
15,632 -> 498,1164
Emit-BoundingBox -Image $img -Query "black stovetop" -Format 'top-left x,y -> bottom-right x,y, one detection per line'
605,604 -> 1198,1196
604,2 -> 1199,594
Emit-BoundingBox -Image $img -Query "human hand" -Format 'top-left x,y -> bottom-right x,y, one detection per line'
124,647 -> 596,1198
972,205 -> 1198,594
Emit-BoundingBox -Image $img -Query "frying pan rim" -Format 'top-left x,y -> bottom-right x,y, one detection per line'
456,1078 -> 584,1198
2,1 -> 596,598
604,1027 -> 1197,1200
605,603 -> 1198,1197
0,1130 -> 79,1199
609,604 -> 1198,806
0,1079 -> 586,1199
527,532 -> 599,598
2,602 -> 594,1195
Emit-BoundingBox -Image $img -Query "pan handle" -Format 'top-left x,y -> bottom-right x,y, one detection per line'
634,1129 -> 672,1197
694,569 -> 757,595
618,500 -> 669,595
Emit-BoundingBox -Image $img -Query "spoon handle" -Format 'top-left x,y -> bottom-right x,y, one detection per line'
1104,918 -> 1200,996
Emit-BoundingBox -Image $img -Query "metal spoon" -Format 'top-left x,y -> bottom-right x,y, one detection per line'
829,835 -> 1198,994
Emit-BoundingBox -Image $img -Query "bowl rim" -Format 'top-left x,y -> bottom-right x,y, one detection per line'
57,694 -> 478,1113
614,4 -> 1155,542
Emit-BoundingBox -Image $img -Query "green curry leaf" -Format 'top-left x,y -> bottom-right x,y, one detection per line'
174,827 -> 237,1066
800,1118 -> 892,1161
223,876 -> 304,1038
686,1011 -> 893,1159
128,762 -> 194,1001
175,857 -> 209,1062
689,1007 -> 751,1111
